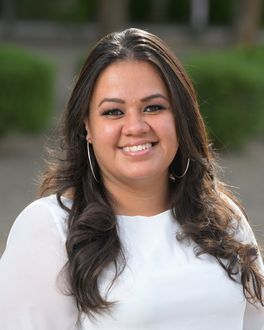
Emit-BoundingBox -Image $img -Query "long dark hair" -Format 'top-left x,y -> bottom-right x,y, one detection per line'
40,28 -> 263,316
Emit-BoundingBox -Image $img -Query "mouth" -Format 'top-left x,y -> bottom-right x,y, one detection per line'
121,142 -> 157,153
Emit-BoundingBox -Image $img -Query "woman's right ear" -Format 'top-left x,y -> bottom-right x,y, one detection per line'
84,120 -> 91,143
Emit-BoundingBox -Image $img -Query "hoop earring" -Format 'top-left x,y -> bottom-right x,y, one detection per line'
170,157 -> 190,179
87,142 -> 99,183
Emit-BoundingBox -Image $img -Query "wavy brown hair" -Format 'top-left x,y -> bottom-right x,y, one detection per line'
40,28 -> 264,316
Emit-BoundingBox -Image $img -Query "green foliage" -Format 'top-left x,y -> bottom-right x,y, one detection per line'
168,0 -> 190,23
185,47 -> 264,149
129,0 -> 152,22
228,46 -> 264,68
209,0 -> 234,25
0,47 -> 55,135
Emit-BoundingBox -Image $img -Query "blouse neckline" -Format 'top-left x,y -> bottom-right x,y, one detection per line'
117,209 -> 172,220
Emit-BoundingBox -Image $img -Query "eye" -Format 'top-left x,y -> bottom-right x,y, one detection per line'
102,109 -> 124,117
144,104 -> 166,113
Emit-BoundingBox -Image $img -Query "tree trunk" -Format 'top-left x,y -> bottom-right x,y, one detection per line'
190,0 -> 209,33
97,0 -> 129,37
233,0 -> 262,45
1,0 -> 15,38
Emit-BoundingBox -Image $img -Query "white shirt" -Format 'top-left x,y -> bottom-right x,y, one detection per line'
0,195 -> 263,329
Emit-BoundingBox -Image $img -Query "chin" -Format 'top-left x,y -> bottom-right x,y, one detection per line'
122,170 -> 166,182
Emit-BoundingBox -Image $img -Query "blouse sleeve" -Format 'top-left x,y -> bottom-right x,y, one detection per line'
228,198 -> 264,330
0,201 -> 79,330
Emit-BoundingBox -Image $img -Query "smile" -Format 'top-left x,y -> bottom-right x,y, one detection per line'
122,143 -> 153,153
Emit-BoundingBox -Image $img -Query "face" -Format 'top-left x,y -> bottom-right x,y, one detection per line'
85,60 -> 178,186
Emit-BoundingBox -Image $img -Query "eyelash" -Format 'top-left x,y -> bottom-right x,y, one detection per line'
102,104 -> 166,117
102,109 -> 123,116
144,104 -> 166,112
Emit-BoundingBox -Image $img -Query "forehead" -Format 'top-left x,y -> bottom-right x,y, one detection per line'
91,60 -> 169,100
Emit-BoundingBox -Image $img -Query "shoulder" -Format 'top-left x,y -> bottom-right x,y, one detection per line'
6,195 -> 72,247
2,194 -> 72,278
220,193 -> 264,273
220,193 -> 258,245
0,196 -> 79,328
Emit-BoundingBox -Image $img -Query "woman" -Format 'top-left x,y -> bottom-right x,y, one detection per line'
0,28 -> 263,329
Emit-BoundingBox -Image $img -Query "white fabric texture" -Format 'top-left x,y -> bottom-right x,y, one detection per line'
0,194 -> 263,330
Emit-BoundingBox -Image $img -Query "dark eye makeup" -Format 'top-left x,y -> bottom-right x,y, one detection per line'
102,109 -> 124,116
144,104 -> 166,112
101,104 -> 167,117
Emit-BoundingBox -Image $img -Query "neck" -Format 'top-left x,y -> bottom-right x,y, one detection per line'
103,176 -> 171,216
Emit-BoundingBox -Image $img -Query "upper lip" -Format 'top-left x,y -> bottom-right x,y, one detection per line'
119,140 -> 158,148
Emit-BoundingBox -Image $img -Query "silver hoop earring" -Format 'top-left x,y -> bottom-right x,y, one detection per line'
171,157 -> 190,179
87,142 -> 99,183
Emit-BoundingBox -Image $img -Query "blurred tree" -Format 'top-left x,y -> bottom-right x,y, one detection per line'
233,0 -> 262,45
168,0 -> 190,24
209,0 -> 233,25
151,0 -> 169,22
129,0 -> 151,22
97,0 -> 129,36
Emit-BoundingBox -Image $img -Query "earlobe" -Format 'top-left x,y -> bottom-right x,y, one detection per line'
84,120 -> 91,143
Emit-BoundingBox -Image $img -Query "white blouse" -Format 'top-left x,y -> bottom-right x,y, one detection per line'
0,195 -> 263,329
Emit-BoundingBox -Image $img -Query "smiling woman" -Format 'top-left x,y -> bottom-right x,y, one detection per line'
0,28 -> 263,329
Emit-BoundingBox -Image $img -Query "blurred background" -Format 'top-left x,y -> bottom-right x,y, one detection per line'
0,0 -> 263,256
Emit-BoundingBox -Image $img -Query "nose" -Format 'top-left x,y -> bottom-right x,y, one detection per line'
122,111 -> 150,136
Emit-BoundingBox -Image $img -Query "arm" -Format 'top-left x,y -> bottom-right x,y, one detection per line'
0,201 -> 79,330
229,199 -> 264,329
244,302 -> 264,330
240,218 -> 264,330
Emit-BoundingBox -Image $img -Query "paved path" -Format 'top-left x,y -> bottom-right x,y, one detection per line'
219,139 -> 264,244
0,37 -> 263,255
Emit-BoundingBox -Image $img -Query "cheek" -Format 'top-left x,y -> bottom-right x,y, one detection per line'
92,123 -> 120,147
158,118 -> 178,147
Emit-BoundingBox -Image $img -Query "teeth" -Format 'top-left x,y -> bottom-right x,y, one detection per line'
123,143 -> 152,152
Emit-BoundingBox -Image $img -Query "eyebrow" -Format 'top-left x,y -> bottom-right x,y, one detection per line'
141,93 -> 169,102
98,98 -> 125,107
98,93 -> 169,107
